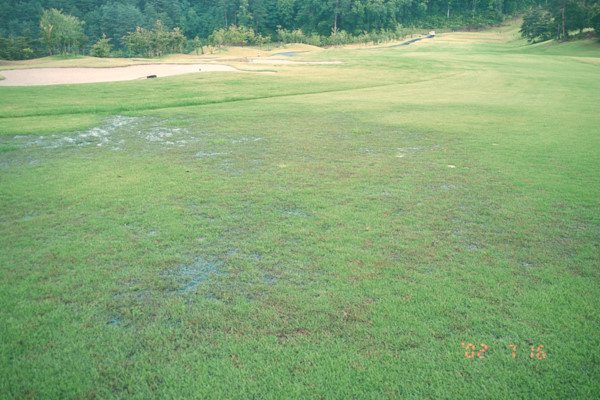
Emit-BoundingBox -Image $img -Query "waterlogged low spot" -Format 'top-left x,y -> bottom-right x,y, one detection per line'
8,115 -> 137,150
270,51 -> 308,57
230,137 -> 262,144
92,115 -> 194,149
195,151 -> 230,158
110,256 -> 228,306
3,115 -> 202,151
166,256 -> 227,295
425,183 -> 466,191
4,115 -> 267,155
1,115 -> 195,153
107,314 -> 125,327
282,209 -> 311,217
12,123 -> 114,149
395,146 -> 425,157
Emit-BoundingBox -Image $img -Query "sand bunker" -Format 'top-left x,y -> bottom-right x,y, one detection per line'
0,63 -> 241,86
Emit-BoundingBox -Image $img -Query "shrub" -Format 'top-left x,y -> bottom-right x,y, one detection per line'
208,25 -> 257,47
276,28 -> 306,44
90,34 -> 112,57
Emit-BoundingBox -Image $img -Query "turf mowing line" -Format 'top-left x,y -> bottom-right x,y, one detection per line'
0,72 -> 463,121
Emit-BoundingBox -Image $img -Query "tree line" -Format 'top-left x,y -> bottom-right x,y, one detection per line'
0,0 -> 598,60
520,0 -> 600,42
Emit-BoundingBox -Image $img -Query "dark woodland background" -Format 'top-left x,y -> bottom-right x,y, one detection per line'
1,0 -> 599,59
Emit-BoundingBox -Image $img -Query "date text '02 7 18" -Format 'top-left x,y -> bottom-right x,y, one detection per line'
461,343 -> 546,359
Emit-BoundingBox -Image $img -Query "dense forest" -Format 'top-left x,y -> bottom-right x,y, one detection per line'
1,0 -> 598,59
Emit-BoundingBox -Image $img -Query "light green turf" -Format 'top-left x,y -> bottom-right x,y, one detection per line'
1,24 -> 599,399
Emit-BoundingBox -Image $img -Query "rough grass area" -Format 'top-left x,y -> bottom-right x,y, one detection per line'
1,24 -> 599,399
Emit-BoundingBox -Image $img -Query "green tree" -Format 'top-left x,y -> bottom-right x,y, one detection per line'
169,27 -> 186,53
192,36 -> 204,54
591,2 -> 600,33
276,0 -> 296,29
123,26 -> 152,56
4,0 -> 591,53
151,19 -> 170,56
208,24 -> 258,46
98,3 -> 144,49
40,9 -> 62,55
564,0 -> 587,34
184,9 -> 203,38
90,33 -> 112,57
237,0 -> 254,27
520,8 -> 556,42
124,20 -> 187,57
59,13 -> 86,54
40,9 -> 85,55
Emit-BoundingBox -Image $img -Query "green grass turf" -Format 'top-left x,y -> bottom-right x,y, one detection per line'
1,25 -> 599,399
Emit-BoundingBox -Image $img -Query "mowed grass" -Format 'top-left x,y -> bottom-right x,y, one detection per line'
1,24 -> 599,399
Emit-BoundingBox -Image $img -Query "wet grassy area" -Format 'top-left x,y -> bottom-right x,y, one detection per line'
1,27 -> 599,399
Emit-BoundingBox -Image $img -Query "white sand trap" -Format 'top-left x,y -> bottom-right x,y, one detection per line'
0,64 -> 241,86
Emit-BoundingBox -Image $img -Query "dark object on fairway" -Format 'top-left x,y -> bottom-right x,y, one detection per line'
390,38 -> 422,47
147,75 -> 157,79
387,34 -> 434,48
271,51 -> 308,57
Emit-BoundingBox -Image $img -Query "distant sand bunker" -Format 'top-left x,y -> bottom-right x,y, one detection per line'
0,64 -> 241,86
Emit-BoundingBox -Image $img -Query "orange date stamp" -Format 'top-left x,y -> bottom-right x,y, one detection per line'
461,343 -> 546,359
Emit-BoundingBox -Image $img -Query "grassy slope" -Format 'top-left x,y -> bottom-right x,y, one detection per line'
1,24 -> 599,399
